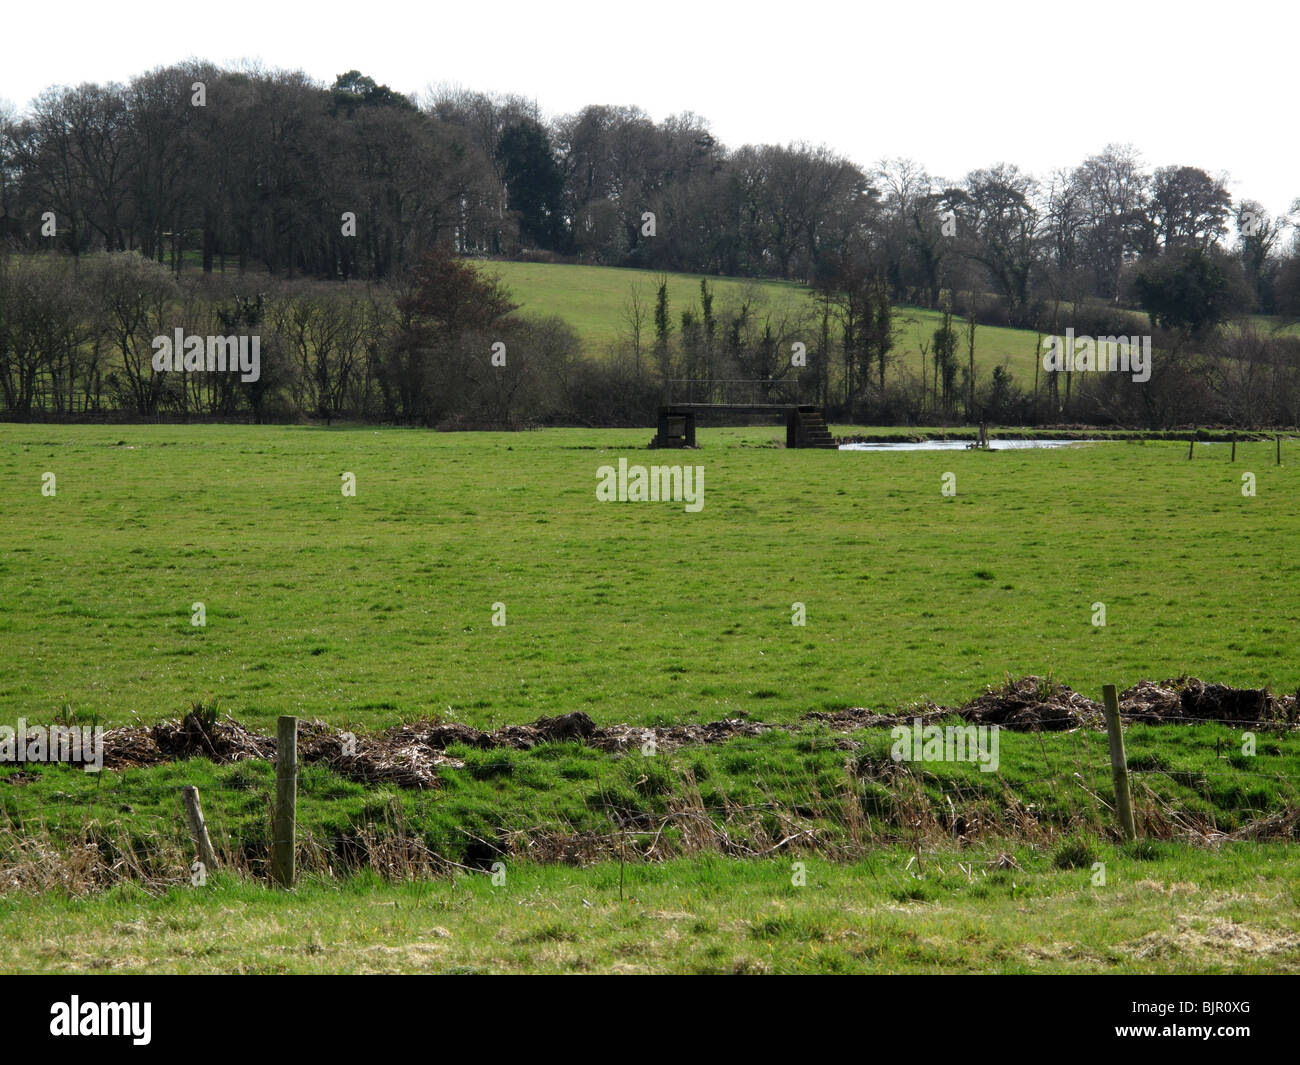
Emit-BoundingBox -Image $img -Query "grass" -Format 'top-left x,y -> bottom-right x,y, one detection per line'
2,844 -> 1297,973
487,261 -> 807,352
3,421 -> 1299,973
490,260 -> 1051,386
2,717 -> 1296,871
3,424 -> 1298,732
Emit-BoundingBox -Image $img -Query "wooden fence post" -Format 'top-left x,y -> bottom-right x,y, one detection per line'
1230,433 -> 1236,462
181,785 -> 218,873
1187,436 -> 1194,459
1101,685 -> 1137,841
1277,435 -> 1282,466
272,715 -> 297,887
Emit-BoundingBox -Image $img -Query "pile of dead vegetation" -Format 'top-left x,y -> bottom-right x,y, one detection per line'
415,711 -> 772,754
419,712 -> 601,750
808,676 -> 1102,733
82,676 -> 1300,793
102,710 -> 270,770
959,676 -> 1107,731
92,708 -> 778,791
1121,678 -> 1296,725
101,710 -> 462,790
297,721 -> 464,790
815,675 -> 1299,734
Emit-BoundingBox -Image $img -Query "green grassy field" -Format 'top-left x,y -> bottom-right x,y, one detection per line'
4,422 -> 1299,973
3,845 -> 1297,973
3,424 -> 1298,731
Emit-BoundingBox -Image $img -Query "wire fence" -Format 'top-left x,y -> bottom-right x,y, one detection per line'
1,707 -> 1295,894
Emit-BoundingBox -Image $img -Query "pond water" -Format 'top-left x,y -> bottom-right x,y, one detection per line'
839,439 -> 1099,451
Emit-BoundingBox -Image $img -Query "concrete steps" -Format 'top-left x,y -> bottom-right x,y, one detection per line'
789,407 -> 837,449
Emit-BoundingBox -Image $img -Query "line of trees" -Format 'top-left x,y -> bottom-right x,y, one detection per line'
622,269 -> 1300,430
3,244 -> 1300,429
4,60 -> 1300,429
3,61 -> 1299,319
0,247 -> 606,427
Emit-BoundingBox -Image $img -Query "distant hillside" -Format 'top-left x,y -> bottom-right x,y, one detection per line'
488,260 -> 1299,397
488,260 -> 1048,389
486,261 -> 803,351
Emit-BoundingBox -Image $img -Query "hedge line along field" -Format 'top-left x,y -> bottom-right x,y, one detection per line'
2,423 -> 1298,733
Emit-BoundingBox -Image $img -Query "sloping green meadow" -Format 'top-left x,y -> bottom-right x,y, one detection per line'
491,261 -> 1049,383
2,424 -> 1298,732
489,261 -> 805,352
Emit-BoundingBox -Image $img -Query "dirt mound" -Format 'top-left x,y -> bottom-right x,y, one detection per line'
101,712 -> 457,789
817,678 -> 1104,733
99,725 -> 163,770
419,722 -> 498,750
152,711 -> 273,763
84,676 -> 1300,792
497,711 -> 599,748
932,676 -> 1294,732
1120,679 -> 1183,722
412,712 -> 599,752
958,676 -> 1104,731
1122,678 -> 1296,725
409,712 -> 769,754
808,676 -> 1298,735
102,712 -> 272,770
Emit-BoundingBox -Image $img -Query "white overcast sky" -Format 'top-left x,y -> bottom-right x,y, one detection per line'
4,0 -> 1297,219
